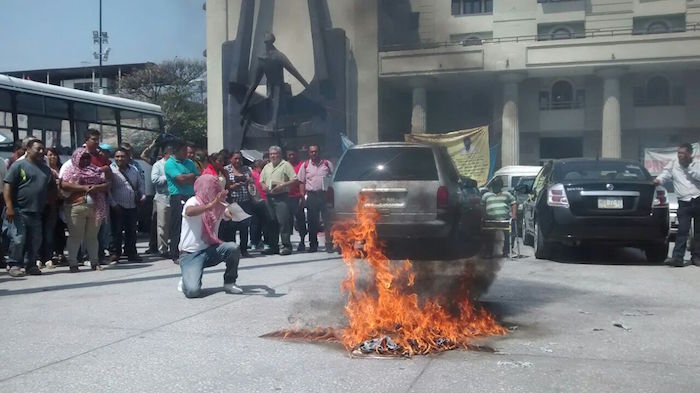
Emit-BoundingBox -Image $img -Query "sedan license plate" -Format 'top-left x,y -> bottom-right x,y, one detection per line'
598,197 -> 623,209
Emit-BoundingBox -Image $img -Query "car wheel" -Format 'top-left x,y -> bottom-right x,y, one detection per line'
645,242 -> 669,264
534,220 -> 551,260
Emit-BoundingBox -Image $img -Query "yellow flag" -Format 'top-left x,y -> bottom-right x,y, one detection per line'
405,126 -> 490,185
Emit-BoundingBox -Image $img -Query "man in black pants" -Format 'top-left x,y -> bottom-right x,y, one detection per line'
164,141 -> 199,264
297,144 -> 334,253
109,148 -> 145,263
655,142 -> 700,267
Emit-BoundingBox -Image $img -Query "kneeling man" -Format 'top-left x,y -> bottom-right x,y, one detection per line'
178,174 -> 243,298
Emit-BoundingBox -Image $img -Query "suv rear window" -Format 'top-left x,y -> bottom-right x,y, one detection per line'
334,147 -> 438,181
553,161 -> 651,182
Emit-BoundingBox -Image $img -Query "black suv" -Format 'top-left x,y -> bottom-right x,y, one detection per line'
522,158 -> 669,262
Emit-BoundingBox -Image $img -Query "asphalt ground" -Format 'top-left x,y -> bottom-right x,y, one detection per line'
0,236 -> 698,392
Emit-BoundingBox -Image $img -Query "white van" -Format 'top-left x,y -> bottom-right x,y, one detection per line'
483,165 -> 542,191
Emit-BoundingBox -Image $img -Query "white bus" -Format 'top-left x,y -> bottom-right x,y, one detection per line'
0,74 -> 164,157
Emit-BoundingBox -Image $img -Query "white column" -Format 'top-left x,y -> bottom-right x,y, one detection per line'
500,75 -> 522,166
411,87 -> 427,134
601,70 -> 622,158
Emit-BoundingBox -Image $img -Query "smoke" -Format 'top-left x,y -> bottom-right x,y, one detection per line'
286,234 -> 501,329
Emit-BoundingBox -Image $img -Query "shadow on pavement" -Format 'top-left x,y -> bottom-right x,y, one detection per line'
549,245 -> 657,266
0,255 -> 338,297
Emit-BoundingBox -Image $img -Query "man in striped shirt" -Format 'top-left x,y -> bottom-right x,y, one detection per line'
482,177 -> 517,257
109,148 -> 146,263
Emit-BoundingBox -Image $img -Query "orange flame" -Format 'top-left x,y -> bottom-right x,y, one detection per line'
329,196 -> 507,356
264,196 -> 506,356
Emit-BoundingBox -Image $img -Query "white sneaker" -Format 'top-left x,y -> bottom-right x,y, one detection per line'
177,279 -> 183,292
223,283 -> 243,294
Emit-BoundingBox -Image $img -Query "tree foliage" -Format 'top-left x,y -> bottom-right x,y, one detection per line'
118,59 -> 207,147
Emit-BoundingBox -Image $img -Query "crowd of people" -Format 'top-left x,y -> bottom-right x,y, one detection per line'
0,129 -> 337,293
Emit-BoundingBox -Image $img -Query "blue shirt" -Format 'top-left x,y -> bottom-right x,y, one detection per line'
164,157 -> 199,196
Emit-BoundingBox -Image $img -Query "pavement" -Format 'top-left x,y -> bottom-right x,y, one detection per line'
1,237 -> 699,392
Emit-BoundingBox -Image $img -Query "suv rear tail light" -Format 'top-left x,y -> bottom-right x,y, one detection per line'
437,186 -> 449,209
326,186 -> 334,208
652,187 -> 668,208
547,183 -> 569,208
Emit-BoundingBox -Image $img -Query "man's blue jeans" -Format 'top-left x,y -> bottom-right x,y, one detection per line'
179,242 -> 240,298
2,210 -> 42,268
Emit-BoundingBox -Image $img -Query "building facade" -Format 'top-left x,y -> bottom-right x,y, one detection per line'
207,0 -> 700,165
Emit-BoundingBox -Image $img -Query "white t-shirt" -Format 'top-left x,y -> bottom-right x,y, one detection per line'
59,160 -> 72,178
179,197 -> 229,253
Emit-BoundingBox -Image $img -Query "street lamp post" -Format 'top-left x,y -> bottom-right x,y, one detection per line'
92,0 -> 110,94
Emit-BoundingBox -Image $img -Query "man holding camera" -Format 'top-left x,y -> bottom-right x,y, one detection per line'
223,151 -> 254,257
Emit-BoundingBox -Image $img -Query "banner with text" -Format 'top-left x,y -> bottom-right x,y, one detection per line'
643,142 -> 700,175
405,126 -> 490,185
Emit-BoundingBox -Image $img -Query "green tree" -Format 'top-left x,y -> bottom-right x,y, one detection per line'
118,59 -> 207,147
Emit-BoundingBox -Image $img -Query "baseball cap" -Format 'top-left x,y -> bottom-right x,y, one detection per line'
99,143 -> 113,153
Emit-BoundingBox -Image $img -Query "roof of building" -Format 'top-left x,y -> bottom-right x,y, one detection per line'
0,62 -> 154,82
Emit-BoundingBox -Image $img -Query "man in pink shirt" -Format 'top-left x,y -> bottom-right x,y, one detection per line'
287,149 -> 308,252
297,144 -> 334,253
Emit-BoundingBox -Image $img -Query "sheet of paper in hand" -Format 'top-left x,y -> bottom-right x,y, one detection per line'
225,202 -> 252,222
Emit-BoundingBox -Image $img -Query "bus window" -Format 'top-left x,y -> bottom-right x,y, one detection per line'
16,93 -> 44,115
45,97 -> 69,118
74,102 -> 97,122
121,126 -> 159,155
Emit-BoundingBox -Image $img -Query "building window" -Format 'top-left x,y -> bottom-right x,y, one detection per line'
552,81 -> 573,108
646,21 -> 670,34
550,27 -> 573,40
537,23 -> 584,41
633,15 -> 685,35
540,81 -> 585,110
451,0 -> 493,16
633,76 -> 684,106
73,82 -> 94,92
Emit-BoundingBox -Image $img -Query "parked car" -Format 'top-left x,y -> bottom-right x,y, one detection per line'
481,165 -> 542,195
521,158 -> 669,263
328,142 -> 482,257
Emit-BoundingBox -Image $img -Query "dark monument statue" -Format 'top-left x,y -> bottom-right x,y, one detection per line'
222,0 -> 352,159
240,33 -> 310,131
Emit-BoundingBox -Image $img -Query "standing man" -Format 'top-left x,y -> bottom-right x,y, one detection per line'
3,140 -> 54,277
224,151 -> 254,257
259,146 -> 298,255
481,177 -> 517,258
165,140 -> 199,264
109,148 -> 145,263
84,129 -> 112,174
654,142 -> 700,267
151,146 -> 172,258
298,144 -> 334,253
286,148 -> 308,251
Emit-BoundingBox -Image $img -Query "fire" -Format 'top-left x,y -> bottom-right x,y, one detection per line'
266,196 -> 506,356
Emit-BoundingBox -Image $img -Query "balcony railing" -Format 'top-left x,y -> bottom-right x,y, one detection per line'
539,100 -> 584,111
379,23 -> 699,52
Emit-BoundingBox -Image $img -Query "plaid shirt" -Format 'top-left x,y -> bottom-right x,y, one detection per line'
109,163 -> 144,209
224,164 -> 252,203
